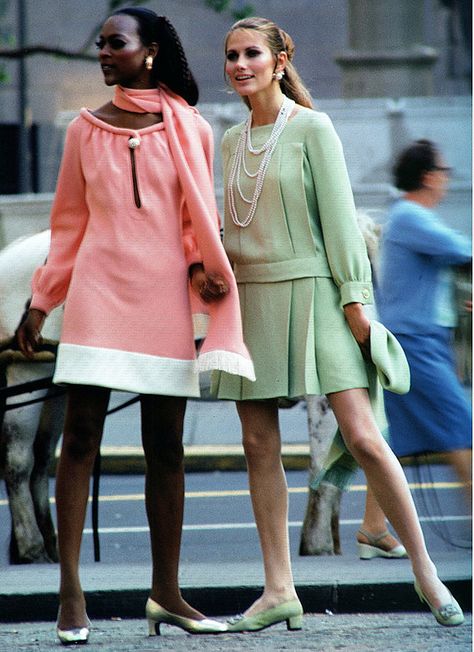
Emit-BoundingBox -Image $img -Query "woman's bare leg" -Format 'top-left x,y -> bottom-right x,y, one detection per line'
140,394 -> 205,619
56,385 -> 110,630
236,399 -> 298,615
357,483 -> 404,551
329,387 -> 453,608
445,448 -> 472,509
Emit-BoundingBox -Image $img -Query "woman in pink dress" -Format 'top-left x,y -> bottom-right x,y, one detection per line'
17,7 -> 253,644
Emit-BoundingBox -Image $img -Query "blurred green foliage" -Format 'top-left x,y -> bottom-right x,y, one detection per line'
205,0 -> 255,19
108,0 -> 144,10
0,0 -> 10,83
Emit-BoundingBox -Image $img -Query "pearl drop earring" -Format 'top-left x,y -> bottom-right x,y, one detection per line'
145,55 -> 153,70
273,70 -> 284,81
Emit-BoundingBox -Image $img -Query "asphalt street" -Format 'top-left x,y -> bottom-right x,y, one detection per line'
0,466 -> 470,567
0,613 -> 471,652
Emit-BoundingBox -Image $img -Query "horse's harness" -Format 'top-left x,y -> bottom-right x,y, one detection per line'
0,335 -> 138,562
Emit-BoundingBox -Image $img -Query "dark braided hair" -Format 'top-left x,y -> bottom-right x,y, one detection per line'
112,7 -> 199,105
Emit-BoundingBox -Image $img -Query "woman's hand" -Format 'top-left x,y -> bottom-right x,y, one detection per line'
189,264 -> 229,304
16,308 -> 46,359
343,302 -> 371,360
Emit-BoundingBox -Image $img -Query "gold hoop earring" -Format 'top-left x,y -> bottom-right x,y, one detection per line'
145,56 -> 153,71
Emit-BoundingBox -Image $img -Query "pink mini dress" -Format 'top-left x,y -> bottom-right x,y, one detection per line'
31,110 -> 206,396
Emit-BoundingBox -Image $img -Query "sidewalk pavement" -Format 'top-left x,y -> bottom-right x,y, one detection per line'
1,396 -> 471,631
0,552 -> 470,623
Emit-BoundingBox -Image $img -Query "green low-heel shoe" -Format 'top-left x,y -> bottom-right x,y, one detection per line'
357,528 -> 408,560
227,599 -> 303,633
414,580 -> 464,627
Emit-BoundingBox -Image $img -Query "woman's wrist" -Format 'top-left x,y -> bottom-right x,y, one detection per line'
29,307 -> 46,317
28,308 -> 46,326
343,302 -> 364,315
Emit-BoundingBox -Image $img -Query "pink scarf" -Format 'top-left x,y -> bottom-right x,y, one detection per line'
113,85 -> 255,381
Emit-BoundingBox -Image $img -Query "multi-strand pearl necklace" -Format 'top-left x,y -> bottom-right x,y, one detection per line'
228,95 -> 295,228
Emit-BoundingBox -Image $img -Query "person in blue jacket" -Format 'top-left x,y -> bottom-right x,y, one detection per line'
378,139 -> 472,505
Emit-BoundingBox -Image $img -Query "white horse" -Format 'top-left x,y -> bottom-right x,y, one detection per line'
0,229 -> 212,564
0,231 -> 65,563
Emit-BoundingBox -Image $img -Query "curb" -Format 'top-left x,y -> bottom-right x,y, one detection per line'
51,445 -> 456,475
0,579 -> 470,623
95,444 -> 309,474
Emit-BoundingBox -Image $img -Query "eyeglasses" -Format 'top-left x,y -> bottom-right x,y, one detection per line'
432,166 -> 452,173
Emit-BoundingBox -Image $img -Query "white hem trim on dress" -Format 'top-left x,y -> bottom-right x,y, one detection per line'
53,343 -> 200,396
195,350 -> 256,381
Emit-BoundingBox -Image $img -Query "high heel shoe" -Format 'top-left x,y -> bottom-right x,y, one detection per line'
145,598 -> 228,635
56,618 -> 91,645
227,598 -> 303,632
414,580 -> 464,626
357,528 -> 408,560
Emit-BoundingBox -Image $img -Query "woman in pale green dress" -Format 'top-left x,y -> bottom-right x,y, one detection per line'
217,16 -> 464,632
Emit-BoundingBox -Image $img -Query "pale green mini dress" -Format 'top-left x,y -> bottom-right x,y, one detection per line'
214,107 -> 373,400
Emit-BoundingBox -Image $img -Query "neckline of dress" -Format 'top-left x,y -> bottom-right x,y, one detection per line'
80,108 -> 165,136
249,108 -> 303,131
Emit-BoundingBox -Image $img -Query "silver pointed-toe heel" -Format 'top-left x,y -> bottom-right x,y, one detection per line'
227,598 -> 303,633
56,607 -> 91,646
145,598 -> 228,635
56,620 -> 91,646
357,528 -> 408,560
414,580 -> 464,626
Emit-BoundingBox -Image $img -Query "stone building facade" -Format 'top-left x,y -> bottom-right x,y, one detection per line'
0,0 -> 470,227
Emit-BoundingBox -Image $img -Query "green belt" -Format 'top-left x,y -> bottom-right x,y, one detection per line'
234,257 -> 331,283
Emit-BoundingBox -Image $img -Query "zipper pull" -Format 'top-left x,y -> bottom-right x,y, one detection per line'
128,136 -> 142,208
128,136 -> 141,149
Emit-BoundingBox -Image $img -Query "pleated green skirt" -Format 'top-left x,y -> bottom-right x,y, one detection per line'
213,277 -> 369,400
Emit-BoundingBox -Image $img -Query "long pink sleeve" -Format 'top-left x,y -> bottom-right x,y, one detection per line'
196,115 -> 221,231
181,114 -> 221,267
30,118 -> 89,315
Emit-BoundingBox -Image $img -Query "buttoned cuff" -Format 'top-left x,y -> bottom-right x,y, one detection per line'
339,281 -> 373,306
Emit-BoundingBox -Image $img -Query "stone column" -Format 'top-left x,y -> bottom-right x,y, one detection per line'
335,0 -> 438,97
